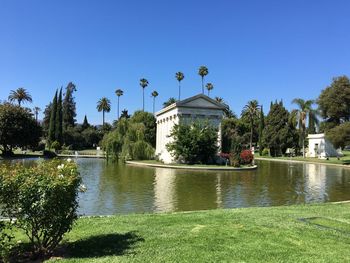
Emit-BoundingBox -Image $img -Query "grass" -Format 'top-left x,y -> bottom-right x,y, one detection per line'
11,202 -> 350,262
256,150 -> 350,166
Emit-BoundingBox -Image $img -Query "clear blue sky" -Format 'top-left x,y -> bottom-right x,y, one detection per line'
0,0 -> 349,124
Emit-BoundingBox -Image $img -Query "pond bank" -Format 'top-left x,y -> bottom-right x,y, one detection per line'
13,202 -> 350,262
126,160 -> 257,171
255,156 -> 350,169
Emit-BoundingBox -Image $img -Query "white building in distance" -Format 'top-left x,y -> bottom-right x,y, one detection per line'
307,133 -> 340,158
155,94 -> 225,164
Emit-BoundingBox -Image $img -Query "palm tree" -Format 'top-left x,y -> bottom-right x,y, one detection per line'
140,78 -> 149,111
33,107 -> 41,122
115,89 -> 123,120
292,98 -> 314,157
241,100 -> 260,150
206,83 -> 214,97
8,87 -> 32,106
175,72 -> 184,100
215,97 -> 223,103
151,91 -> 159,114
96,97 -> 111,126
198,66 -> 209,94
163,97 -> 177,108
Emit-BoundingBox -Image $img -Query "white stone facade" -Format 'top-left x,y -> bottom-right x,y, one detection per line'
155,94 -> 225,164
307,133 -> 339,158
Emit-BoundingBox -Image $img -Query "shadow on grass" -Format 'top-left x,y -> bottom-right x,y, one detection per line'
65,232 -> 144,258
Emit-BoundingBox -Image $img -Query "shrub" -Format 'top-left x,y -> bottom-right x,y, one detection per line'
229,153 -> 241,167
50,140 -> 61,151
261,148 -> 269,156
240,150 -> 254,165
0,159 -> 81,258
0,221 -> 13,262
166,121 -> 218,164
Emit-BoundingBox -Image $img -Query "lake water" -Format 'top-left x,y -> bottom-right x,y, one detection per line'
4,158 -> 350,215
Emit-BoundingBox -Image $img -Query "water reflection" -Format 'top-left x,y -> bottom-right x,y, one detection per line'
2,158 -> 350,215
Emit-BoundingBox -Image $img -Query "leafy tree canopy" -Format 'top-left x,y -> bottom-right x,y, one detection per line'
0,103 -> 42,155
326,122 -> 350,149
317,76 -> 350,125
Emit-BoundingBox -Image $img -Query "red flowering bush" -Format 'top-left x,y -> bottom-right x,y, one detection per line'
240,150 -> 254,165
219,152 -> 230,159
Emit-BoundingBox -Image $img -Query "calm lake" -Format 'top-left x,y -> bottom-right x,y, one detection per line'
4,158 -> 350,215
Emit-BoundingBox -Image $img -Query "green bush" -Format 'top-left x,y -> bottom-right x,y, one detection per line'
0,159 -> 81,258
0,221 -> 13,262
261,148 -> 269,156
166,121 -> 218,164
50,140 -> 61,151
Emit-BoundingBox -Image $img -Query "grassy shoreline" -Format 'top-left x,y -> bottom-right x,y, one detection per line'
11,202 -> 350,262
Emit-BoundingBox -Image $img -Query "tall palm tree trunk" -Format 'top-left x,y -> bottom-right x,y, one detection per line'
117,96 -> 120,120
178,82 -> 181,101
103,110 -> 105,126
201,77 -> 204,94
153,97 -> 155,114
250,119 -> 253,150
142,88 -> 145,111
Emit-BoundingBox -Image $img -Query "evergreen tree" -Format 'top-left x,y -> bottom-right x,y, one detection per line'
262,101 -> 297,157
82,115 -> 90,130
258,106 -> 265,155
48,90 -> 58,145
42,103 -> 52,135
55,88 -> 63,144
63,82 -> 77,130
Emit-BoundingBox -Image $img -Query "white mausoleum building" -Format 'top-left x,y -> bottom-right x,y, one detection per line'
307,133 -> 340,158
155,94 -> 225,164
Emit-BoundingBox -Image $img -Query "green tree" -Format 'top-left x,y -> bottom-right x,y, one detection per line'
62,82 -> 77,130
206,83 -> 214,97
215,97 -> 236,118
163,97 -> 177,108
115,89 -> 124,120
140,78 -> 149,111
326,122 -> 350,149
82,115 -> 90,130
55,88 -> 63,144
120,109 -> 130,119
175,72 -> 184,100
0,103 -> 42,156
97,97 -> 111,126
291,98 -> 314,157
48,90 -> 58,145
198,66 -> 209,94
262,101 -> 297,157
151,90 -> 159,114
42,103 -> 52,135
258,106 -> 265,155
307,108 -> 319,134
166,121 -> 218,164
8,87 -> 32,106
130,111 -> 157,147
241,100 -> 260,150
221,118 -> 248,154
33,106 -> 41,122
317,76 -> 350,125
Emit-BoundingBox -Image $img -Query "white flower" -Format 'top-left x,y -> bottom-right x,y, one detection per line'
67,158 -> 72,163
57,164 -> 65,170
59,174 -> 64,179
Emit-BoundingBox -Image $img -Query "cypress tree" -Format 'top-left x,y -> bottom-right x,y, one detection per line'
258,105 -> 265,155
82,115 -> 90,130
55,88 -> 63,144
48,90 -> 58,145
63,82 -> 77,130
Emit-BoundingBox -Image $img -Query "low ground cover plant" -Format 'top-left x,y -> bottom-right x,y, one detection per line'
0,159 -> 81,260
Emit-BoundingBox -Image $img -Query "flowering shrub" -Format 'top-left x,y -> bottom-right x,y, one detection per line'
219,152 -> 230,160
0,159 -> 82,258
240,150 -> 254,165
0,221 -> 13,262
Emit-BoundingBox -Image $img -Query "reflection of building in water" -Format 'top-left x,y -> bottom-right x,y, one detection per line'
153,168 -> 176,212
216,174 -> 223,208
304,164 -> 327,202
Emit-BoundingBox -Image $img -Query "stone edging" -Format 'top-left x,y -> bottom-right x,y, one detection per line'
255,157 -> 350,169
126,161 -> 257,171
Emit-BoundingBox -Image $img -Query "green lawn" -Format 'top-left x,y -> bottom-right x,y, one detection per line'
12,202 -> 350,262
256,150 -> 350,166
